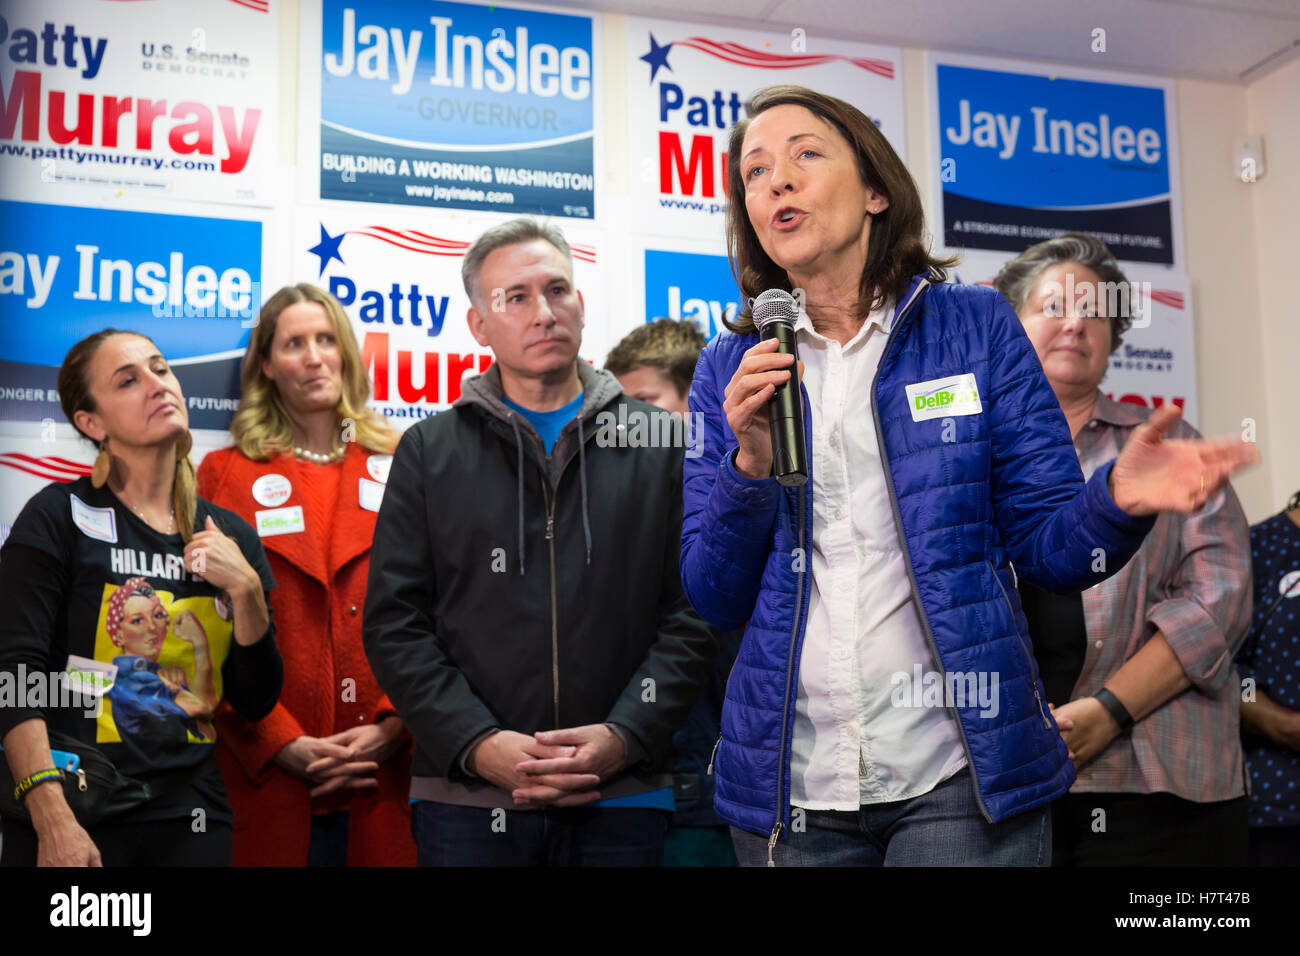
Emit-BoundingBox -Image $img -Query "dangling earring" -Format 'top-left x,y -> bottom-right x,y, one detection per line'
91,443 -> 111,488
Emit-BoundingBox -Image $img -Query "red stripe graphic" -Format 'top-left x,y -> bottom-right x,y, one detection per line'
1149,290 -> 1184,309
0,452 -> 93,477
363,227 -> 469,249
675,37 -> 895,78
350,232 -> 467,256
0,455 -> 90,484
43,456 -> 94,471
0,461 -> 76,482
227,0 -> 270,12
347,228 -> 596,263
348,228 -> 471,256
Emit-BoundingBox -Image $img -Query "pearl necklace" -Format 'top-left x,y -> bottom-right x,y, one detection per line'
293,445 -> 344,464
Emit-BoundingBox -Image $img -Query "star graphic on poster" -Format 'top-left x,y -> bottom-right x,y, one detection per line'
641,33 -> 673,82
308,224 -> 346,277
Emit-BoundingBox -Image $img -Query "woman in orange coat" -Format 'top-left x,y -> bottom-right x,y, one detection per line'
197,283 -> 415,866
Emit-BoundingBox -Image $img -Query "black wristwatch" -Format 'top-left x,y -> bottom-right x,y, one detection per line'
1093,687 -> 1134,732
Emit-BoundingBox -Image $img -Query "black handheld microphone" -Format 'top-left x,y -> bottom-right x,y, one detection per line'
752,289 -> 808,487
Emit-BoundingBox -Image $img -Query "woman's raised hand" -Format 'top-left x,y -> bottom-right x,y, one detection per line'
183,516 -> 260,597
1109,404 -> 1259,516
723,338 -> 803,479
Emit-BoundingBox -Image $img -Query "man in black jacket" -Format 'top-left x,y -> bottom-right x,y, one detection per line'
362,218 -> 719,866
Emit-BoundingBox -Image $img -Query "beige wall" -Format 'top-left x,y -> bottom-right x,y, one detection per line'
1169,58 -> 1300,523
1175,77 -> 1274,521
1247,55 -> 1300,519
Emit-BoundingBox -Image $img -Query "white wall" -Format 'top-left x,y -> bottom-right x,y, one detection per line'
1176,77 -> 1275,521
1247,55 -> 1300,519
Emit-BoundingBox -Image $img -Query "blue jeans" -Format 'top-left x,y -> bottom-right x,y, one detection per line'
730,768 -> 1051,866
410,801 -> 670,867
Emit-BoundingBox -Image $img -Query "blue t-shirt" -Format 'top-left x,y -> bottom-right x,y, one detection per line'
501,392 -> 585,454
412,787 -> 675,811
592,787 -> 675,811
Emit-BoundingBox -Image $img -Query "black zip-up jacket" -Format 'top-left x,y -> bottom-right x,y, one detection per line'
363,361 -> 719,805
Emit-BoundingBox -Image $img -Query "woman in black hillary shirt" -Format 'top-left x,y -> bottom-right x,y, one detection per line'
0,329 -> 282,866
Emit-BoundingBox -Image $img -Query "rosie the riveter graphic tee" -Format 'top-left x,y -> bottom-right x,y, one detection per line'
0,477 -> 279,824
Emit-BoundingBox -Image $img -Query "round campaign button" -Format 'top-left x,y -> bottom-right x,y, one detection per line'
251,473 -> 292,507
366,455 -> 393,484
1279,569 -> 1300,599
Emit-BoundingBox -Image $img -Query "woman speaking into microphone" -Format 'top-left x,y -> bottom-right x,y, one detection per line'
680,85 -> 1259,866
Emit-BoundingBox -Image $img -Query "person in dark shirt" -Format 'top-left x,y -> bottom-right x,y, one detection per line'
0,329 -> 282,867
1237,489 -> 1300,866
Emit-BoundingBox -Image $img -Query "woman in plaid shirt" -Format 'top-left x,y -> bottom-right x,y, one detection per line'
995,233 -> 1253,866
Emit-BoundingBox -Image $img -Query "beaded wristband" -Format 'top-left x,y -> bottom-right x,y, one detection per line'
14,768 -> 64,804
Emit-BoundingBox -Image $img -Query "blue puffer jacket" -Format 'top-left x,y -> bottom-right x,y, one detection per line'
681,274 -> 1156,843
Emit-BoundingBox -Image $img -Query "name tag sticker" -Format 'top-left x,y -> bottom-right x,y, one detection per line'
905,373 -> 983,422
255,505 -> 305,537
70,494 -> 117,543
359,477 -> 385,513
65,655 -> 117,697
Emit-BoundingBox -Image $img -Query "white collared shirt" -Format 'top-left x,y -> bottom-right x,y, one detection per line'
789,299 -> 967,810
